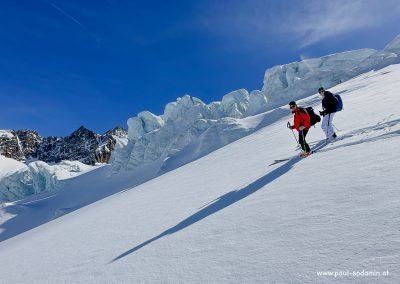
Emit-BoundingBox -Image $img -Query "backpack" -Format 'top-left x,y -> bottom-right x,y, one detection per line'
335,95 -> 343,112
305,107 -> 321,126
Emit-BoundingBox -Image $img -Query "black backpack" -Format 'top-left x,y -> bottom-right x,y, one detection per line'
305,107 -> 321,126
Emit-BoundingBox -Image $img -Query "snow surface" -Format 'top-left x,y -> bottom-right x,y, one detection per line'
0,64 -> 399,283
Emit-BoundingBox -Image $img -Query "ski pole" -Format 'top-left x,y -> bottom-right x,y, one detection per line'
333,124 -> 340,132
287,122 -> 299,146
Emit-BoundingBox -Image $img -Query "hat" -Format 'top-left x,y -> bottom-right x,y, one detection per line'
289,101 -> 296,107
318,87 -> 325,92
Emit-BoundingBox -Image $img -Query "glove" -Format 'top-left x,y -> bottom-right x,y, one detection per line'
319,111 -> 325,116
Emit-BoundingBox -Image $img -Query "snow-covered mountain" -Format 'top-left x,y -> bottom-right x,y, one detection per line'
0,62 -> 399,283
0,126 -> 127,165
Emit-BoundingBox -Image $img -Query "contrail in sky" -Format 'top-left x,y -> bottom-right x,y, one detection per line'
43,0 -> 99,41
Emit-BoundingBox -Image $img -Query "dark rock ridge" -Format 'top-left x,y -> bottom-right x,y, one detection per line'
0,126 -> 127,165
17,130 -> 43,159
0,130 -> 25,160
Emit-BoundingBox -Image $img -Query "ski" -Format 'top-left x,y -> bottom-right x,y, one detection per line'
269,139 -> 330,166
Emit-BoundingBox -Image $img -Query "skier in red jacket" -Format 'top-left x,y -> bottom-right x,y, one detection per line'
288,101 -> 311,157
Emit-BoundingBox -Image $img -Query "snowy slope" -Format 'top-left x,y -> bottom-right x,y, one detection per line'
0,64 -> 399,283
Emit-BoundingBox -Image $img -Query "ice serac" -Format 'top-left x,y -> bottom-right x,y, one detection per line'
0,156 -> 58,202
108,136 -> 130,173
127,111 -> 165,140
261,49 -> 376,108
355,34 -> 400,73
384,33 -> 400,53
112,91 -> 267,173
120,96 -> 210,170
216,89 -> 267,118
261,33 -> 400,108
163,95 -> 207,122
0,155 -> 98,202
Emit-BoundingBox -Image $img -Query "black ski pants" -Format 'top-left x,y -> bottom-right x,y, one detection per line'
299,129 -> 310,152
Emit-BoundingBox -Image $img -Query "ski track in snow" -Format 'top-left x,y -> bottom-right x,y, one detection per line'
0,64 -> 399,283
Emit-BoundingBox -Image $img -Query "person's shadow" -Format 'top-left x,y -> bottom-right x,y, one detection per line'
111,156 -> 301,263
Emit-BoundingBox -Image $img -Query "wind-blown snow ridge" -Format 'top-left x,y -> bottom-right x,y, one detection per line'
112,33 -> 400,176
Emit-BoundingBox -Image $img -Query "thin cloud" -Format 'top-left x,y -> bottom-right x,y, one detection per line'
284,0 -> 400,47
197,0 -> 400,49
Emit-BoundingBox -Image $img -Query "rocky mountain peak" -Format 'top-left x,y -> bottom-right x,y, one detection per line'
15,129 -> 43,159
0,130 -> 24,160
104,126 -> 128,138
0,126 -> 127,165
70,126 -> 97,139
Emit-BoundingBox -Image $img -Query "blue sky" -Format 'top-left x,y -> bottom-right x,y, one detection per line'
1,0 -> 399,136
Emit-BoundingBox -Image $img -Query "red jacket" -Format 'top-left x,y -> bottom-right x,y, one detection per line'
291,108 -> 310,131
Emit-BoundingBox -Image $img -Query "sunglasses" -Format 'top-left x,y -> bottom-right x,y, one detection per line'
319,90 -> 324,94
290,105 -> 296,109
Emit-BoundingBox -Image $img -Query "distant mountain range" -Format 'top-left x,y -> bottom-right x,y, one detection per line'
0,126 -> 127,165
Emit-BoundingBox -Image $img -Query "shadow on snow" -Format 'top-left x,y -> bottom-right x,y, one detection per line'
111,156 -> 301,262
